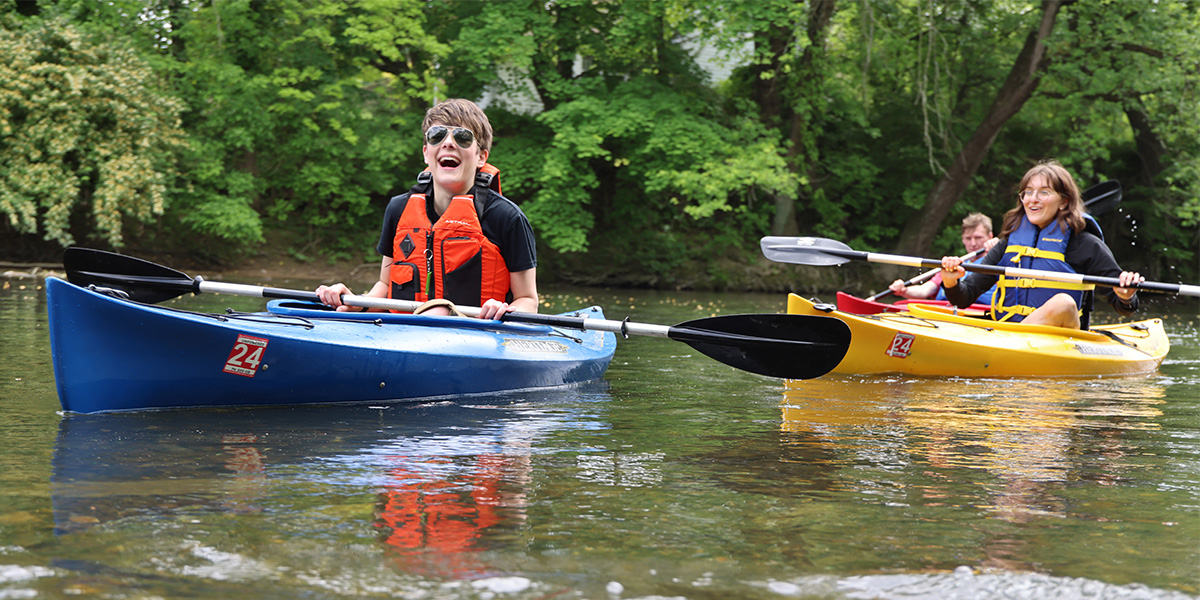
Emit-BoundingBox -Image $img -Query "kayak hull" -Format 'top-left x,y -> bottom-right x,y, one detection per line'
48,278 -> 617,413
788,293 -> 1169,377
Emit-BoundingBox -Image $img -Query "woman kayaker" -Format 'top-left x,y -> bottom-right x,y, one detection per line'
941,160 -> 1143,330
316,99 -> 538,320
887,212 -> 998,304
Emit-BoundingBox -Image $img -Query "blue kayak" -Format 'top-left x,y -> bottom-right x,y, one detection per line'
47,277 -> 617,413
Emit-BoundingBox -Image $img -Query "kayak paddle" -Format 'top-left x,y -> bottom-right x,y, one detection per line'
1080,179 -> 1122,217
866,179 -> 1122,301
865,248 -> 982,302
63,247 -> 851,380
759,236 -> 1200,297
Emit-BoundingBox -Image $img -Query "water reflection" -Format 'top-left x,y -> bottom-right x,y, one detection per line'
782,377 -> 1166,497
781,376 -> 1170,571
374,433 -> 537,578
220,433 -> 269,514
50,385 -> 609,581
14,286 -> 1197,598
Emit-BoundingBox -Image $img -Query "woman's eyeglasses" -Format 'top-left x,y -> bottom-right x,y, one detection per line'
1018,188 -> 1058,202
424,126 -> 475,149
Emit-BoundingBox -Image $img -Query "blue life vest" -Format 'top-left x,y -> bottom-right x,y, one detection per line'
991,216 -> 1094,322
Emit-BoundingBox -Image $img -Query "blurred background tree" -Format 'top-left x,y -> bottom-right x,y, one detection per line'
2,0 -> 1195,286
0,15 -> 184,252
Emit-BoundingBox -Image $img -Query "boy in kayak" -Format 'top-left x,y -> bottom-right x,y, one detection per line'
940,160 -> 1142,330
887,212 -> 998,304
316,98 -> 538,320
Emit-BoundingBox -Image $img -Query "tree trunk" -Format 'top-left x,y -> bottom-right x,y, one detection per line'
894,0 -> 1064,256
763,0 -> 838,236
773,195 -> 799,237
786,0 -> 838,168
1125,104 -> 1167,185
751,24 -> 790,128
753,23 -> 792,236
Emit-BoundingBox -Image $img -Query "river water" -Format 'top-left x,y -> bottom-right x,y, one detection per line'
2,275 -> 1197,599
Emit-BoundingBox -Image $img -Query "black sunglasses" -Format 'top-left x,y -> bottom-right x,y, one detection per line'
424,125 -> 475,149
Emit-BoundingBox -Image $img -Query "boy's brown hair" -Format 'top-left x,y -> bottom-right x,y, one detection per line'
422,98 -> 493,153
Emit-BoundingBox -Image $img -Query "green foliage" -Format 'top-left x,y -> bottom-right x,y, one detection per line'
5,0 -> 447,256
3,0 -> 1194,286
158,0 -> 444,254
431,0 -> 797,257
0,16 -> 185,248
991,0 -> 1200,277
518,79 -> 796,253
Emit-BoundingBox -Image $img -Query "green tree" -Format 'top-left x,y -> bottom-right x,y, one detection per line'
25,0 -> 448,259
428,0 -> 798,276
1035,0 -> 1200,280
161,0 -> 447,258
893,0 -> 1067,257
850,0 -> 1198,278
0,16 -> 185,248
698,0 -> 840,238
6,0 -> 1193,286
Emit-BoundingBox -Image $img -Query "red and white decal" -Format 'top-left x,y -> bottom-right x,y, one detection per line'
885,332 -> 915,358
223,334 -> 268,377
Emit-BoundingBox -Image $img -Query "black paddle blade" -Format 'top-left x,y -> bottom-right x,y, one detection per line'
63,247 -> 197,304
668,314 -> 850,379
759,236 -> 855,267
1082,180 -> 1121,216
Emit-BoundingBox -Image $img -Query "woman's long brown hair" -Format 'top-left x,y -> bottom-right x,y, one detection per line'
1000,159 -> 1087,237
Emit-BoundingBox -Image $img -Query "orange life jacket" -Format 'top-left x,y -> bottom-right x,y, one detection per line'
388,164 -> 511,308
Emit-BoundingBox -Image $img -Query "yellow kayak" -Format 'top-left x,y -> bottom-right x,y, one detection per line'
787,293 -> 1169,377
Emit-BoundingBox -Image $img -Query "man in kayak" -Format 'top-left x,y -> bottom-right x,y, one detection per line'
886,212 -> 998,304
316,98 -> 538,320
940,160 -> 1143,330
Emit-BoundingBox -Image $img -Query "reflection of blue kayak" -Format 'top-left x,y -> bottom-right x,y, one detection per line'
51,391 -> 606,536
47,277 -> 616,413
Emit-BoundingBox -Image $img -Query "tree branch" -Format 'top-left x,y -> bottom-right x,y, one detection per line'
894,0 -> 1065,257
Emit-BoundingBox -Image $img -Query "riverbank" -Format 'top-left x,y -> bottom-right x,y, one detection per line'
1,248 -> 859,295
0,254 -> 377,288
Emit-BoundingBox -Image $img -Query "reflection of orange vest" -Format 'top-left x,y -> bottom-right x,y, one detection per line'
375,455 -> 506,578
387,165 -> 510,307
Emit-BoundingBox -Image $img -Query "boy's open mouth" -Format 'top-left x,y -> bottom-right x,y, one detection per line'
438,156 -> 461,168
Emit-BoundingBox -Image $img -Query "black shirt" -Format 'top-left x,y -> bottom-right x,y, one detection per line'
375,190 -> 537,273
944,230 -> 1138,327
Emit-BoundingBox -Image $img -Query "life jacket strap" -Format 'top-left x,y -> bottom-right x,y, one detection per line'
990,276 -> 1089,322
1005,245 -> 1065,263
996,277 -> 1094,291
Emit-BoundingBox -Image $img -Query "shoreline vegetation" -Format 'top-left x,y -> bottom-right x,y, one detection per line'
3,2 -> 1194,295
0,252 -> 851,296
7,256 -> 1193,317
